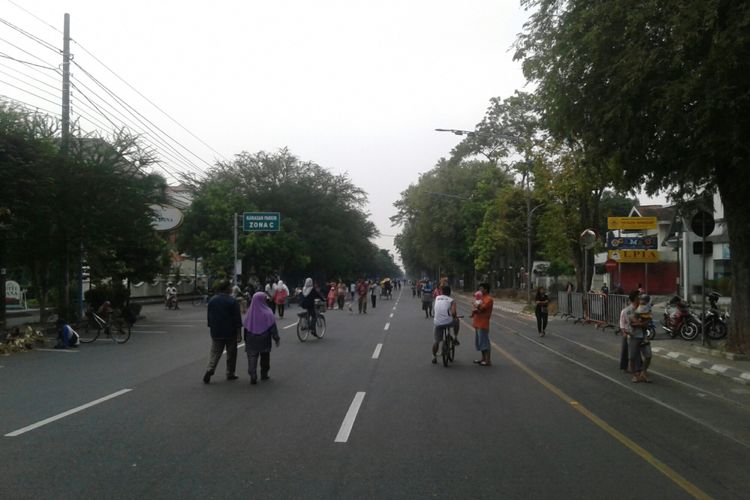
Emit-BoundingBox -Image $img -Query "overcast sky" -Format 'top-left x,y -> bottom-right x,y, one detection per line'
3,1 -> 534,264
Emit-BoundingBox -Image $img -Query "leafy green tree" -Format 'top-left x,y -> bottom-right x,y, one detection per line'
0,103 -> 168,321
178,149 -> 383,285
392,159 -> 509,285
517,0 -> 750,350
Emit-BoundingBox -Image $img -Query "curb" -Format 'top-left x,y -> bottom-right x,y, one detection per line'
651,347 -> 750,385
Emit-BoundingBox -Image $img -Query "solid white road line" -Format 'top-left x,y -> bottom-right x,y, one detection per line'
384,323 -> 390,331
335,392 -> 366,443
372,344 -> 383,359
5,389 -> 133,437
34,349 -> 79,353
283,322 -> 299,330
129,330 -> 168,334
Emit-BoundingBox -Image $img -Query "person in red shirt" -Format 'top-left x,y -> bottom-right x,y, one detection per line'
472,283 -> 494,366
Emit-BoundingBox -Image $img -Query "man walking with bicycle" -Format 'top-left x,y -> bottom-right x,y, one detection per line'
432,285 -> 457,364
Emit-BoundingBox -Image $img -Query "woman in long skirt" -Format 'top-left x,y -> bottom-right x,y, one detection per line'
244,292 -> 280,385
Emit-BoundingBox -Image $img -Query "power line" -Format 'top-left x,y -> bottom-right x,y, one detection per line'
73,61 -> 214,173
0,51 -> 57,70
3,0 -> 62,35
70,72 -> 208,176
0,36 -> 59,69
0,94 -> 60,117
0,60 -> 59,92
71,40 -> 228,162
0,16 -> 61,54
0,77 -> 59,107
0,67 -> 59,101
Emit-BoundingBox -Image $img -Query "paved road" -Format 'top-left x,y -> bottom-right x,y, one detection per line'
2,291 -> 749,499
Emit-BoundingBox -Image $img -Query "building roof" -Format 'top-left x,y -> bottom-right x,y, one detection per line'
630,205 -> 676,223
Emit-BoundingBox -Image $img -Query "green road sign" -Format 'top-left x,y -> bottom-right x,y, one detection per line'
243,212 -> 280,232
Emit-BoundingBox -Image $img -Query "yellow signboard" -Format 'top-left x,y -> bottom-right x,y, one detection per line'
607,216 -> 657,230
608,250 -> 660,263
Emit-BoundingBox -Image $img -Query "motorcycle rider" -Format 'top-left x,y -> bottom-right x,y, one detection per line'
165,282 -> 179,309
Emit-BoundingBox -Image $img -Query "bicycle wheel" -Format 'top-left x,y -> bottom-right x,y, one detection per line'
297,317 -> 309,342
316,315 -> 326,338
449,335 -> 456,362
441,332 -> 451,367
78,320 -> 100,343
111,322 -> 131,344
192,295 -> 202,306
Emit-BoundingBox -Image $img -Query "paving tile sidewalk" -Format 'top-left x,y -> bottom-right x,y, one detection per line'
481,294 -> 750,386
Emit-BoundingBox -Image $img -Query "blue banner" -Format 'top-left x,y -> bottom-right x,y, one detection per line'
606,234 -> 658,250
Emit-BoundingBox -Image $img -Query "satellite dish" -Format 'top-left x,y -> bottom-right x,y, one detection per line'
580,229 -> 597,250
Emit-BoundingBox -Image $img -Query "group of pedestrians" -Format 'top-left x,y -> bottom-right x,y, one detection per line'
428,279 -> 495,367
203,280 -> 281,386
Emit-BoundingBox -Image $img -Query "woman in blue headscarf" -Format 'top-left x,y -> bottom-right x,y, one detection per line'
244,292 -> 280,385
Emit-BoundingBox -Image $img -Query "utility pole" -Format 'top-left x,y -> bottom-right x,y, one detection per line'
62,14 -> 72,319
61,14 -> 71,152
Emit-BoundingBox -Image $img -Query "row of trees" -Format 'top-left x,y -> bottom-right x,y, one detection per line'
178,148 -> 401,288
394,2 -> 748,352
1,103 -> 400,324
0,103 -> 170,322
393,92 -> 634,291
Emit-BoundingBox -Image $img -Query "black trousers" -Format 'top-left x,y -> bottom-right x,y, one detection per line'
535,312 -> 548,333
247,351 -> 270,378
277,303 -> 285,318
371,295 -> 377,308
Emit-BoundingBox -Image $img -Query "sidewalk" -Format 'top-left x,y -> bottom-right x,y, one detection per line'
490,295 -> 750,386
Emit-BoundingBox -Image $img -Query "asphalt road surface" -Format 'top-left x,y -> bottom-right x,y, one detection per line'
2,291 -> 750,499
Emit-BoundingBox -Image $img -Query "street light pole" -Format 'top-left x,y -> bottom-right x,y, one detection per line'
527,203 -> 544,304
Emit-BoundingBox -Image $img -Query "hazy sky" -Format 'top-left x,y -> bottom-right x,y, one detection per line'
2,1 -> 533,263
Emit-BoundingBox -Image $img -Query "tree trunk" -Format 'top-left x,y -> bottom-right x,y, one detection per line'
717,177 -> 749,353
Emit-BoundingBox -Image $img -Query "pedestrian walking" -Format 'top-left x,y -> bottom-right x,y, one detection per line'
421,280 -> 434,318
244,292 -> 281,385
273,280 -> 289,318
472,282 -> 494,366
326,283 -> 337,310
371,281 -> 380,309
265,279 -> 277,315
534,286 -> 550,337
357,279 -> 369,314
350,281 -> 356,303
203,280 -> 242,384
619,291 -> 644,380
337,282 -> 347,310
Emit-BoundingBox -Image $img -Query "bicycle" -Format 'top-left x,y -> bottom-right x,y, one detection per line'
77,309 -> 131,344
438,316 -> 462,367
297,302 -> 327,342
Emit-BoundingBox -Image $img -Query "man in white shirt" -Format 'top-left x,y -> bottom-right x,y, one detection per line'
432,285 -> 457,364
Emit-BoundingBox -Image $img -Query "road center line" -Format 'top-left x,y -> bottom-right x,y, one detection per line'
372,343 -> 383,359
5,389 -> 133,437
486,338 -> 712,500
389,313 -> 394,318
335,392 -> 366,443
384,322 -> 390,331
283,321 -> 299,330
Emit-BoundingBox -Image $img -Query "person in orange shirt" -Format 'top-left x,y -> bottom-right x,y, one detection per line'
472,283 -> 494,366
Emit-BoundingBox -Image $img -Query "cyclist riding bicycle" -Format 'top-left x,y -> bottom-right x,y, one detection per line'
299,278 -> 325,338
432,285 -> 458,364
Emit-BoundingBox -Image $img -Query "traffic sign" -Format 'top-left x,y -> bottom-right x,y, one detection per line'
607,217 -> 657,230
690,211 -> 715,237
243,212 -> 280,232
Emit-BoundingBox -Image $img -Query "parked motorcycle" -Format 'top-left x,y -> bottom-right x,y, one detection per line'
700,291 -> 728,340
661,296 -> 700,340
